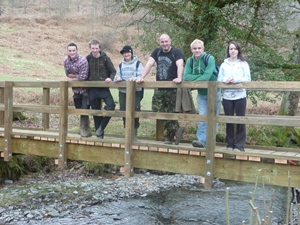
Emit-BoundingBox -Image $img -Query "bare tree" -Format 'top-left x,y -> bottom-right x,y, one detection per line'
53,0 -> 71,17
0,0 -> 2,16
19,0 -> 35,13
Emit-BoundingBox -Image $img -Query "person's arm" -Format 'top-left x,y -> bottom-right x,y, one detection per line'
134,62 -> 144,81
114,65 -> 122,82
77,58 -> 89,81
173,58 -> 184,84
233,61 -> 251,83
105,56 -> 116,83
136,57 -> 155,83
64,58 -> 78,81
217,63 -> 226,83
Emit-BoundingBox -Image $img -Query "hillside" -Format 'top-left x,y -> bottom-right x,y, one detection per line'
0,5 -> 151,82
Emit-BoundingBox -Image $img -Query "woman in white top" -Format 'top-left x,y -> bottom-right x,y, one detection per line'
218,41 -> 251,151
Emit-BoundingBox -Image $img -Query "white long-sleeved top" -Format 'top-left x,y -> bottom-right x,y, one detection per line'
217,58 -> 251,100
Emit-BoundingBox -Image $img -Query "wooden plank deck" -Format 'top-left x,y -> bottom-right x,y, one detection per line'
1,127 -> 300,163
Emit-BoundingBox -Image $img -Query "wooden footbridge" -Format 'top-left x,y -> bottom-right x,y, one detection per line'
0,80 -> 300,189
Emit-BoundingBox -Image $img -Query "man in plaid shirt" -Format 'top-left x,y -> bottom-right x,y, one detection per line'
64,43 -> 92,137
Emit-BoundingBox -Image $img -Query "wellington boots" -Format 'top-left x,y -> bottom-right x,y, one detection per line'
134,128 -> 138,141
79,115 -> 92,138
164,136 -> 173,145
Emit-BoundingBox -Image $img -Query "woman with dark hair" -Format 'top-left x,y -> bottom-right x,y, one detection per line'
217,41 -> 251,152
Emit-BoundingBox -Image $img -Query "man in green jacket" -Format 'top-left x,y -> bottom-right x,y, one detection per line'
184,39 -> 221,148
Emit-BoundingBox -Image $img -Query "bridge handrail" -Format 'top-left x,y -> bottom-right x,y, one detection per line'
0,80 -> 300,188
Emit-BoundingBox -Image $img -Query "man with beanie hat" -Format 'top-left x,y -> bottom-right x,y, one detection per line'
114,45 -> 143,141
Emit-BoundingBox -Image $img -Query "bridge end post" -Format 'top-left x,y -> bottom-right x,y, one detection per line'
58,81 -> 68,169
3,82 -> 13,161
124,81 -> 136,177
204,82 -> 218,189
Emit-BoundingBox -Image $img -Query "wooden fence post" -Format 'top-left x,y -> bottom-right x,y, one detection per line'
155,120 -> 164,141
3,82 -> 13,161
58,81 -> 68,169
0,87 -> 4,126
205,82 -> 218,189
42,87 -> 50,131
124,81 -> 136,177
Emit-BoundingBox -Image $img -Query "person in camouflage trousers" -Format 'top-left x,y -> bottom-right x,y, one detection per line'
152,89 -> 179,140
137,34 -> 185,145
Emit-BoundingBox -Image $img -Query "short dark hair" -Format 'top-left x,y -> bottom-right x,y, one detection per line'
89,40 -> 101,48
67,43 -> 77,50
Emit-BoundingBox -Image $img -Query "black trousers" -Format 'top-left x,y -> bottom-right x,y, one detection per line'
222,98 -> 247,150
119,91 -> 143,129
89,88 -> 115,131
73,92 -> 89,109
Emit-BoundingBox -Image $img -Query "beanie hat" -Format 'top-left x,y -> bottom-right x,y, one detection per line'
120,45 -> 133,55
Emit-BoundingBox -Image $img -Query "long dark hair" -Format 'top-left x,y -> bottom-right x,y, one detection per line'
226,41 -> 246,61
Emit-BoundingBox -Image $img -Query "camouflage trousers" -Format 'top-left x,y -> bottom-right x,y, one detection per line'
152,88 -> 178,138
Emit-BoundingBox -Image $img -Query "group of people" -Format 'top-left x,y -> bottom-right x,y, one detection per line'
64,33 -> 251,152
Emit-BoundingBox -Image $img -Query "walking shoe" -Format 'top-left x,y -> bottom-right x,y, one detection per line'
95,127 -> 104,139
226,147 -> 234,151
192,140 -> 204,148
175,126 -> 185,145
233,148 -> 245,152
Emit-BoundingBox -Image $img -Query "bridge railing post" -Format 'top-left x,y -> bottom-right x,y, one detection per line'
42,87 -> 50,131
205,81 -> 218,189
58,81 -> 68,169
124,81 -> 136,177
3,82 -> 13,161
0,87 -> 4,126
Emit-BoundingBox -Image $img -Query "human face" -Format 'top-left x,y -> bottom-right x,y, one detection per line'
90,44 -> 100,58
191,43 -> 204,59
228,44 -> 238,59
122,51 -> 132,62
67,46 -> 77,60
159,35 -> 171,52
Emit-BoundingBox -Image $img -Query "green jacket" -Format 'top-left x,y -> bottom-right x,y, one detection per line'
183,52 -> 217,95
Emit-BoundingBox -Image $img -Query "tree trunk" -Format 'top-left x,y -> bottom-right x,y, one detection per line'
278,29 -> 300,146
279,28 -> 300,116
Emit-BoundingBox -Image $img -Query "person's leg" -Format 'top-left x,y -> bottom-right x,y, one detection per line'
79,92 -> 92,137
73,93 -> 82,109
134,91 -> 143,129
194,94 -> 208,147
89,88 -> 103,131
234,98 -> 247,151
153,89 -> 178,144
96,88 -> 116,138
133,91 -> 143,141
119,91 -> 126,128
222,99 -> 235,149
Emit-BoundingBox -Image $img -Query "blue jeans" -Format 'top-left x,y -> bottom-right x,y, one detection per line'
196,91 -> 221,147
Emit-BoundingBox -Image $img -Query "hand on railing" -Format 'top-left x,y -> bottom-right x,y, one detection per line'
173,77 -> 182,84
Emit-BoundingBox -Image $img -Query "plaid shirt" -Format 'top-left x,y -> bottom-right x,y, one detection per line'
64,54 -> 89,94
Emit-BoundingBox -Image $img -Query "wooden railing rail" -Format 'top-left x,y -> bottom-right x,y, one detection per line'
0,81 -> 300,188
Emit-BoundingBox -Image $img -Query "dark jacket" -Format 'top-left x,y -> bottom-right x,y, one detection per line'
86,51 -> 116,81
